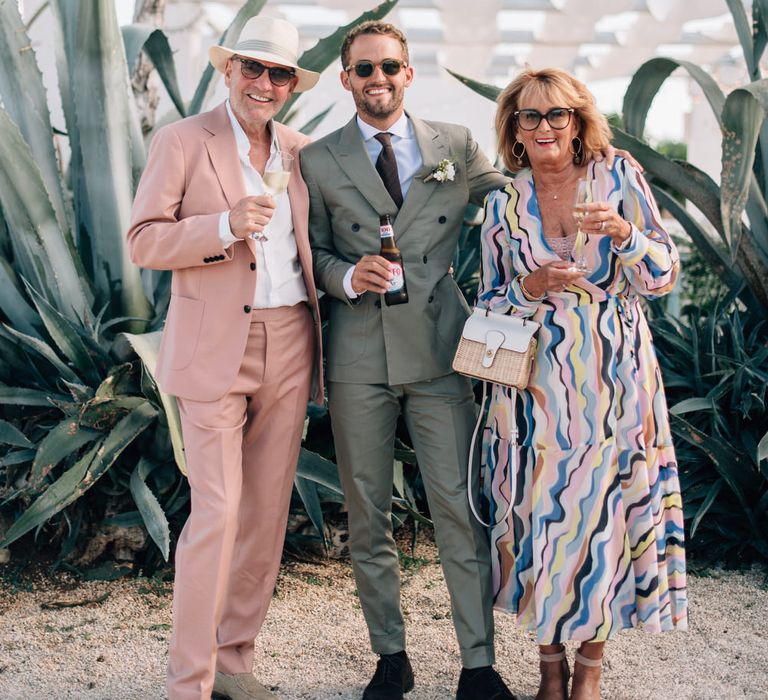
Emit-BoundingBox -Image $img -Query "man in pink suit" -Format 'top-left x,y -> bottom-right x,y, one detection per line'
127,16 -> 322,700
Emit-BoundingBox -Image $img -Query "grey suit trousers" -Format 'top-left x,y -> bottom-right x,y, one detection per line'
328,373 -> 495,668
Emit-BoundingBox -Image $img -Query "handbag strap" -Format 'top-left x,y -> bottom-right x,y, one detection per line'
467,383 -> 517,528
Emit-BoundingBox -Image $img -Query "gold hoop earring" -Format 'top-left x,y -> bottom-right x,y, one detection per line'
512,140 -> 526,167
570,136 -> 583,164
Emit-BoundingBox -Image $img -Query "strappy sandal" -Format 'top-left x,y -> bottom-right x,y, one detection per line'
535,646 -> 570,700
570,650 -> 603,700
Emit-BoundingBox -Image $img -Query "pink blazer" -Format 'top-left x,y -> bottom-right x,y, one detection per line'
127,102 -> 323,404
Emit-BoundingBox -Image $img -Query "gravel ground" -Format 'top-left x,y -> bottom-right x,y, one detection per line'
0,535 -> 766,700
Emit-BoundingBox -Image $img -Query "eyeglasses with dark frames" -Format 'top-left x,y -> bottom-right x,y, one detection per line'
231,56 -> 296,86
514,107 -> 575,131
344,59 -> 408,78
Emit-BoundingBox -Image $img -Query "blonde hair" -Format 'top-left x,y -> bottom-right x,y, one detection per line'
496,67 -> 612,173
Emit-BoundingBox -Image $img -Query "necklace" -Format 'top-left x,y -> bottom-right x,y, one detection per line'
535,172 -> 580,200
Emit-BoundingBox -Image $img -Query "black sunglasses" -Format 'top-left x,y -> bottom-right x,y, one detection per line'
344,59 -> 408,78
514,107 -> 575,131
232,56 -> 296,86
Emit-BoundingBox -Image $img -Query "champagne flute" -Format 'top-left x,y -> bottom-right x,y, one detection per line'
251,150 -> 293,241
572,177 -> 593,273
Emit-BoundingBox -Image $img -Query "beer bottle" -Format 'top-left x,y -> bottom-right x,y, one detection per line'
379,214 -> 408,306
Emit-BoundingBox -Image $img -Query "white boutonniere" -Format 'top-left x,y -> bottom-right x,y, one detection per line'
424,158 -> 456,183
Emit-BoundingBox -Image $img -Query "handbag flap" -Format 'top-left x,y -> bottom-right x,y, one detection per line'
462,307 -> 539,352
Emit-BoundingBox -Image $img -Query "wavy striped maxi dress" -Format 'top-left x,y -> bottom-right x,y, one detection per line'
476,157 -> 687,644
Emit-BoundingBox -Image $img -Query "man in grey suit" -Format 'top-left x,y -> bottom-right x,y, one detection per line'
300,21 -> 513,700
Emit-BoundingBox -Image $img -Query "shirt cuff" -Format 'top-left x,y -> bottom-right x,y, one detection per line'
612,225 -> 649,265
218,211 -> 239,248
343,265 -> 361,299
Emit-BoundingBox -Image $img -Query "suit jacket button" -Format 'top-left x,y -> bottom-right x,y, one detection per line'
428,295 -> 434,303
243,305 -> 252,313
438,216 -> 447,224
422,255 -> 428,264
351,223 -> 360,232
250,262 -> 256,271
374,300 -> 381,308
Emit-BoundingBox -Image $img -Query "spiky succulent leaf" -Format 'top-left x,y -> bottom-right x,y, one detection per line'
727,0 -> 759,81
0,106 -> 92,320
54,0 -> 150,322
29,418 -> 101,491
622,58 -> 725,138
0,441 -> 97,548
130,458 -> 170,560
720,81 -> 768,260
0,419 -> 34,449
24,283 -> 103,385
444,69 -> 501,102
0,260 -> 41,337
295,448 -> 343,494
122,24 -> 185,118
123,331 -> 187,475
1,324 -> 80,385
0,0 -> 71,233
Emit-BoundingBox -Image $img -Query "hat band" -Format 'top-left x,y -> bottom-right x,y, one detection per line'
233,39 -> 297,65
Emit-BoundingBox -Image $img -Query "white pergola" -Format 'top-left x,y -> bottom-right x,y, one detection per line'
192,0 -> 742,84
21,0 -> 749,176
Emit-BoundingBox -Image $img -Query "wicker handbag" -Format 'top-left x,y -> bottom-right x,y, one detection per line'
452,307 -> 539,389
453,307 -> 540,527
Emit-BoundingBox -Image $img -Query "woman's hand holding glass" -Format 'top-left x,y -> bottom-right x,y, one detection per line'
522,261 -> 586,297
579,201 -> 632,247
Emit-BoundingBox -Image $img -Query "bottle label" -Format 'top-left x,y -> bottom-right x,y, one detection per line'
389,263 -> 404,291
379,222 -> 394,239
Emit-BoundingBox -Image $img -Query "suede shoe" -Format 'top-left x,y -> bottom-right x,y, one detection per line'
456,666 -> 516,700
212,671 -> 276,699
362,651 -> 415,700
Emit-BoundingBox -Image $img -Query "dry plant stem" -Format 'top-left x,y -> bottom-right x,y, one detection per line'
40,592 -> 111,609
570,642 -> 604,700
131,0 -> 167,136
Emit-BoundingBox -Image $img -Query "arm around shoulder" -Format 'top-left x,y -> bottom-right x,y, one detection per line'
463,127 -> 510,206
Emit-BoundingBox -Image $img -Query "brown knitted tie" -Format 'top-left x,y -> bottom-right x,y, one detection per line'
374,132 -> 403,209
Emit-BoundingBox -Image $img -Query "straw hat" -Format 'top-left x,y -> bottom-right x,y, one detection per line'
209,16 -> 319,93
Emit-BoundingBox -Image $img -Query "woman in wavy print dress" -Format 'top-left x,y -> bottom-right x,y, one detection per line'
477,68 -> 687,700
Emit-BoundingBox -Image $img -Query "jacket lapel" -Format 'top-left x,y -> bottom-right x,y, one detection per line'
203,103 -> 258,258
204,103 -> 247,211
328,117 -> 398,216
393,115 -> 447,237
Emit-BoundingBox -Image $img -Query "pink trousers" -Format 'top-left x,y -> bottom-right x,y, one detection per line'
166,303 -> 314,700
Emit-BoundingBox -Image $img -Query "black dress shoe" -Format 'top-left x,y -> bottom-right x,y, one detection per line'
362,651 -> 415,700
456,666 -> 516,700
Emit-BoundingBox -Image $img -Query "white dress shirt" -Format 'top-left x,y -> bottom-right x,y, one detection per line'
218,100 -> 308,309
343,113 -> 423,298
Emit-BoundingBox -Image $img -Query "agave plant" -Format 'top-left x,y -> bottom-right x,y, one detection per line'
614,0 -> 768,316
614,0 -> 768,563
652,303 -> 768,565
0,0 -> 400,568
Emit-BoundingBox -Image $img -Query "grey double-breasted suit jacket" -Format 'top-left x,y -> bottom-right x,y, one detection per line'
300,114 -> 509,386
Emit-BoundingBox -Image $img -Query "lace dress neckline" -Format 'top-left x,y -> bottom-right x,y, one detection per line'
544,232 -> 577,261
